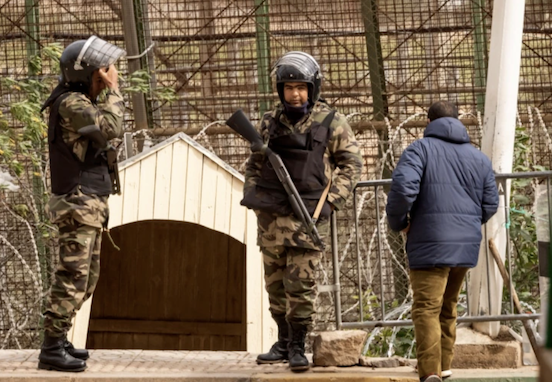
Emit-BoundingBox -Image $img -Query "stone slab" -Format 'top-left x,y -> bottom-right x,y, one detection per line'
312,330 -> 367,366
453,327 -> 522,369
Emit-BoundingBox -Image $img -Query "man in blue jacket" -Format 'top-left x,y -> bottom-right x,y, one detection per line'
386,101 -> 499,382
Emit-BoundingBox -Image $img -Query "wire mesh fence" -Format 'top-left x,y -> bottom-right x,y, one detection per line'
1,0 -> 551,351
0,161 -> 57,349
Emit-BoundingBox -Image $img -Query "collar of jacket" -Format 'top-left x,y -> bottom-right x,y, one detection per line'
283,100 -> 310,125
274,101 -> 332,129
41,82 -> 92,112
274,103 -> 307,128
424,117 -> 470,144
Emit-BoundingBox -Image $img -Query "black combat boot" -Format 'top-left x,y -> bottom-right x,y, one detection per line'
288,322 -> 309,372
256,314 -> 289,364
64,339 -> 89,360
38,333 -> 87,372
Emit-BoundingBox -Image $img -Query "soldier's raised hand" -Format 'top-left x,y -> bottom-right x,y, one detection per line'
98,65 -> 119,91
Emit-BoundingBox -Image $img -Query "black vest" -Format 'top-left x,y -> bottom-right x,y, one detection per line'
241,110 -> 335,217
48,93 -> 112,196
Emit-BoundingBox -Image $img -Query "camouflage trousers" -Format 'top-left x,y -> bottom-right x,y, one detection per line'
262,245 -> 321,326
43,217 -> 102,337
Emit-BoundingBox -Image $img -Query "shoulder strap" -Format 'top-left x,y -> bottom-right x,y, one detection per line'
321,110 -> 337,129
48,92 -> 72,144
311,109 -> 336,144
313,179 -> 331,221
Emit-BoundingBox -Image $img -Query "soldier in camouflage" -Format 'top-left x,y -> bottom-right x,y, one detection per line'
243,52 -> 362,372
38,36 -> 125,373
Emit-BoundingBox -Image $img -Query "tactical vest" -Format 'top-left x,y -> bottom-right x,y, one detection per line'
48,93 -> 112,196
242,110 -> 335,217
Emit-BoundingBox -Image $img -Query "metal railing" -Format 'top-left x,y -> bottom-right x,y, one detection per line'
327,171 -> 552,333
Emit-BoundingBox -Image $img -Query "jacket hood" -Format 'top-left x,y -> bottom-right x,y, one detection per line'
424,117 -> 470,144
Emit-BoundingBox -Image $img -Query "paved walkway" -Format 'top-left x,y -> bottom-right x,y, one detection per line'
0,350 -> 539,382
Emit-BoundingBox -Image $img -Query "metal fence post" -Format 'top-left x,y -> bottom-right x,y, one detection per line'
25,0 -> 40,76
331,211 -> 342,330
354,189 -> 364,322
121,0 -> 149,136
254,0 -> 272,116
545,178 -> 552,349
124,132 -> 134,160
375,185 -> 385,320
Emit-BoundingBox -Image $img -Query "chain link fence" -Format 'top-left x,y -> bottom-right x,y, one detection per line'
1,0 -> 552,351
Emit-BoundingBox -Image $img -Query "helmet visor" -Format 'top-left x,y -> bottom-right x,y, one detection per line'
75,36 -> 126,70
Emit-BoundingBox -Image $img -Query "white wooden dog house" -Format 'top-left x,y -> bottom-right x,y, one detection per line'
67,133 -> 275,353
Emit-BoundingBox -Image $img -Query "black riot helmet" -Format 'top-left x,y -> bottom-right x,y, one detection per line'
60,36 -> 126,91
272,51 -> 322,105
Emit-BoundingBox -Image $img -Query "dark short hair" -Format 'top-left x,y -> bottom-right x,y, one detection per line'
427,101 -> 459,121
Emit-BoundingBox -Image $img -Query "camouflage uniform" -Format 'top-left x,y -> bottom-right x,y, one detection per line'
244,101 -> 362,325
43,89 -> 124,336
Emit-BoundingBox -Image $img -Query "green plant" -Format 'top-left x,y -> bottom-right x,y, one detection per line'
123,69 -> 178,104
507,125 -> 545,312
0,45 -> 64,344
0,44 -> 63,178
364,326 -> 416,358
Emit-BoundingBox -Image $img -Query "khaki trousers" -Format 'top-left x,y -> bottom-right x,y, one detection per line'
409,267 -> 469,378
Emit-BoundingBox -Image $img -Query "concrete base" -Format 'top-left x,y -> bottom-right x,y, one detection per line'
452,327 -> 522,369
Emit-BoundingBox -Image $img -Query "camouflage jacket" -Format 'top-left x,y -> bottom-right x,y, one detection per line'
47,89 -> 125,228
244,101 -> 363,249
58,89 -> 125,162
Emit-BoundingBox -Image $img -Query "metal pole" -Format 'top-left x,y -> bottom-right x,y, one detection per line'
24,0 -> 50,294
355,172 -> 552,188
353,189 -> 364,322
341,313 -> 542,330
472,0 -> 488,112
121,0 -> 149,134
25,0 -> 40,75
331,211 -> 342,330
197,0 -> 216,114
254,0 -> 272,116
375,185 -> 385,320
484,219 -> 492,314
360,0 -> 388,121
138,0 -> 162,127
124,132 -> 134,160
504,179 -> 514,314
547,177 -> 552,348
465,276 -> 470,312
471,0 -> 526,337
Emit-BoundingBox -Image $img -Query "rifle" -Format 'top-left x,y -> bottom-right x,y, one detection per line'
79,125 -> 121,195
226,109 -> 325,250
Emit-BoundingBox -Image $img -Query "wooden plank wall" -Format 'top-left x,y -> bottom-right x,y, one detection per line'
87,221 -> 246,350
108,140 -> 248,244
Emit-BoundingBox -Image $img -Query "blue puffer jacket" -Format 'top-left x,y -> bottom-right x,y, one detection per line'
386,117 -> 499,269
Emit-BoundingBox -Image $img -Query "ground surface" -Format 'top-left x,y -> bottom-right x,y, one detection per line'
0,350 -> 539,382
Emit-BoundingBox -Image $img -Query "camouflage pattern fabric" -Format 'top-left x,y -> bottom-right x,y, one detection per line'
58,89 -> 124,162
244,101 -> 363,250
43,89 -> 123,337
47,190 -> 109,229
262,245 -> 321,325
43,214 -> 102,336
